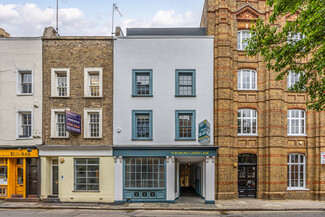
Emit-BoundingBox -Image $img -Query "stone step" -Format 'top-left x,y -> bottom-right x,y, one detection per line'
5,197 -> 40,202
10,194 -> 23,198
27,195 -> 39,198
42,198 -> 60,203
47,195 -> 59,199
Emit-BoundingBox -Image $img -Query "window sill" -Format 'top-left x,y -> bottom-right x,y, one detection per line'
83,96 -> 103,99
131,94 -> 153,97
237,89 -> 258,91
50,136 -> 70,139
238,134 -> 258,137
16,137 -> 33,140
51,96 -> 70,98
175,138 -> 196,141
287,134 -> 307,137
287,188 -> 309,191
84,137 -> 102,139
72,190 -> 100,192
131,138 -> 153,141
175,95 -> 196,97
17,93 -> 33,96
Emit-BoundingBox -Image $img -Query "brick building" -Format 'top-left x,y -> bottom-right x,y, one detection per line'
200,0 -> 325,200
39,28 -> 115,202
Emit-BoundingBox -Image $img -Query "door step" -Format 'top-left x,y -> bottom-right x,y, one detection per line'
42,195 -> 60,203
5,195 -> 40,202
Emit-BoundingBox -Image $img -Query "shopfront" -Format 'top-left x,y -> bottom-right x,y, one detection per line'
114,146 -> 217,203
0,149 -> 39,199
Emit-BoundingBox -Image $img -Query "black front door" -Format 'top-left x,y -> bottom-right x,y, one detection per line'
27,158 -> 38,195
238,154 -> 257,198
52,165 -> 58,195
238,165 -> 256,198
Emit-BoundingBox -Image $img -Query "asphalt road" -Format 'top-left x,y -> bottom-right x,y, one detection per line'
0,209 -> 325,217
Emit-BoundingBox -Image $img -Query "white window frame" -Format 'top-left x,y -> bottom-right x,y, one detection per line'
238,109 -> 258,136
16,69 -> 33,95
84,68 -> 103,97
287,33 -> 303,44
51,109 -> 69,138
287,71 -> 304,89
287,153 -> 306,190
84,108 -> 102,138
51,68 -> 70,97
237,30 -> 251,50
16,109 -> 33,139
237,69 -> 257,90
287,109 -> 306,136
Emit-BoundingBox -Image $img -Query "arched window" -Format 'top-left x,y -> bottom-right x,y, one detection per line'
287,109 -> 306,136
238,69 -> 257,90
287,153 -> 306,189
238,109 -> 257,135
237,30 -> 251,50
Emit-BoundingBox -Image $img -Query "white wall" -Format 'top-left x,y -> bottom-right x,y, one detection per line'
114,37 -> 214,146
0,38 -> 42,146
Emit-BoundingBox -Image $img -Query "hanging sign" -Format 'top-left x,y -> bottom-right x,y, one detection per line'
321,152 -> 325,164
65,111 -> 81,133
198,119 -> 211,144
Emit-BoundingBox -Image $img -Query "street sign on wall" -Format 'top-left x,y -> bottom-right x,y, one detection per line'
65,110 -> 81,133
198,119 -> 210,144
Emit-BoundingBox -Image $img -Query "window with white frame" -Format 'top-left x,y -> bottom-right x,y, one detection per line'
84,109 -> 102,138
287,153 -> 305,189
17,70 -> 33,95
74,158 -> 99,191
84,68 -> 103,97
238,69 -> 257,90
287,71 -> 303,89
17,111 -> 32,138
237,30 -> 251,50
287,33 -> 303,45
238,109 -> 257,135
287,109 -> 305,136
51,109 -> 69,138
56,113 -> 67,137
51,68 -> 70,97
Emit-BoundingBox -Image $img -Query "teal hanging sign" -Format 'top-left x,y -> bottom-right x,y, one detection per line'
198,119 -> 210,144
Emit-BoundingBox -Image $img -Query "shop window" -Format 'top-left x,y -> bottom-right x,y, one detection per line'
238,109 -> 257,135
132,70 -> 153,96
74,158 -> 99,191
175,110 -> 196,140
287,154 -> 306,189
175,70 -> 196,96
51,68 -> 70,97
132,110 -> 153,140
124,157 -> 165,189
287,109 -> 306,136
0,167 -> 8,185
84,68 -> 103,97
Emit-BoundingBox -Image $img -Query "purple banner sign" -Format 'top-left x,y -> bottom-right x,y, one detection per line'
65,111 -> 81,133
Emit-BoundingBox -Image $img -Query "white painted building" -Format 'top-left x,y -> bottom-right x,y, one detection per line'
113,28 -> 216,203
0,35 -> 42,199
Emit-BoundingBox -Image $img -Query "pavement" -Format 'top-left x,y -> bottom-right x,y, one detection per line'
0,199 -> 324,211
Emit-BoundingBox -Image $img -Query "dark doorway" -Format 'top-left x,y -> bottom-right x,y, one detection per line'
27,158 -> 39,195
238,154 -> 257,198
52,159 -> 58,195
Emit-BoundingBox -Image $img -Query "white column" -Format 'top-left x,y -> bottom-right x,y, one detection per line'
205,156 -> 215,202
166,156 -> 175,201
114,156 -> 123,201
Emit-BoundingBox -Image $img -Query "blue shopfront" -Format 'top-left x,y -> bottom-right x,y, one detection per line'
113,146 -> 218,203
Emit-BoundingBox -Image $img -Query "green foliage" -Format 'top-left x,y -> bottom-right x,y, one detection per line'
246,0 -> 325,111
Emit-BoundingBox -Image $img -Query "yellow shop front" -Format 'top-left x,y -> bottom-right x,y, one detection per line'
0,149 -> 39,199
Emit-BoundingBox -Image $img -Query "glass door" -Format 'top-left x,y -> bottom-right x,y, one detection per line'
15,159 -> 24,195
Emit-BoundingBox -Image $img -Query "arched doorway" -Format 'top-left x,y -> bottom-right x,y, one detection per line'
238,154 -> 257,198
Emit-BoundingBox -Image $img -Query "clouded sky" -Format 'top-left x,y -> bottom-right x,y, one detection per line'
0,0 -> 204,37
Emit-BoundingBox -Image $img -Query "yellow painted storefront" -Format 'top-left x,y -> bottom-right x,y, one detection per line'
41,156 -> 114,202
0,149 -> 38,198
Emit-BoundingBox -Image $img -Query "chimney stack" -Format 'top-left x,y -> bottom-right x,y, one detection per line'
0,28 -> 10,38
115,26 -> 124,36
43,27 -> 58,37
